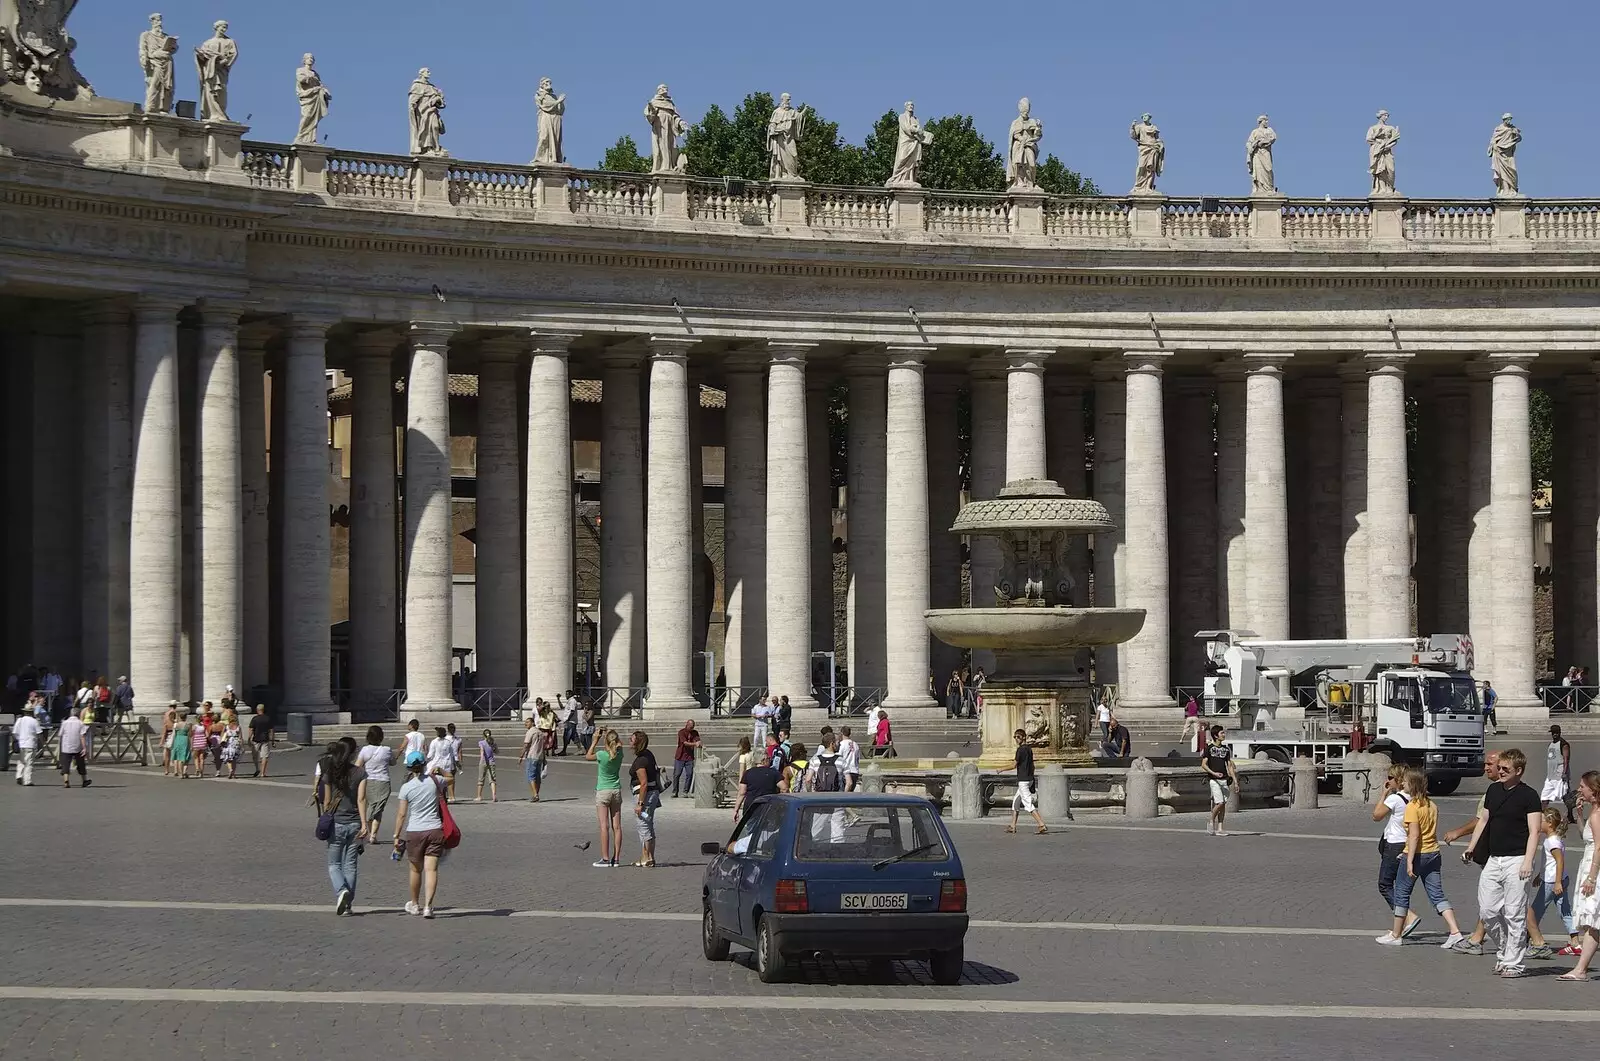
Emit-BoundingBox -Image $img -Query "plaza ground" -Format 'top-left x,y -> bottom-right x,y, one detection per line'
2,741 -> 1596,1060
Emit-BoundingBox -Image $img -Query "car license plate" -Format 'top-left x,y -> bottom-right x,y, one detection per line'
842,893 -> 908,911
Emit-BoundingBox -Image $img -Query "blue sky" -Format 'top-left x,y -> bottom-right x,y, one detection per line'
72,0 -> 1595,198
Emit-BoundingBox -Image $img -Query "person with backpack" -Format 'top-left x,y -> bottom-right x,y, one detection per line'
805,734 -> 845,794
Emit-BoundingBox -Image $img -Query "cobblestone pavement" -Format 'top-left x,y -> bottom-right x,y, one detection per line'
3,749 -> 1597,1060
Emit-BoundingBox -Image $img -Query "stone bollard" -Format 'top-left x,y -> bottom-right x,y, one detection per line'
1226,769 -> 1243,814
949,762 -> 982,820
694,751 -> 721,809
1036,764 -> 1070,820
1124,758 -> 1159,819
1292,755 -> 1319,810
860,761 -> 885,794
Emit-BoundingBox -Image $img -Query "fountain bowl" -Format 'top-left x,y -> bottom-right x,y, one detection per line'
925,607 -> 1146,651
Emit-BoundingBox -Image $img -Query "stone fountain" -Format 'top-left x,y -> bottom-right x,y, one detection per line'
925,478 -> 1145,768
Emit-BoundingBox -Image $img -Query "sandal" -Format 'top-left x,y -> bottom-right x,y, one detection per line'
1557,972 -> 1592,981
1004,826 -> 1016,834
632,859 -> 656,868
1036,826 -> 1048,835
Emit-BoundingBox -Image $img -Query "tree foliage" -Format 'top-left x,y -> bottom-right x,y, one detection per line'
685,97 -> 771,181
1530,387 -> 1553,488
598,135 -> 649,173
919,114 -> 1007,192
1037,155 -> 1100,196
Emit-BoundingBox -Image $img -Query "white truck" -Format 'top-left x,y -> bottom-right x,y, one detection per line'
1198,630 -> 1486,795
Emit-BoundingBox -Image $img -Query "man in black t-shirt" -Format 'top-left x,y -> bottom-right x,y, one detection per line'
1201,725 -> 1238,837
1462,747 -> 1543,977
1007,729 -> 1047,835
247,704 -> 273,778
735,754 -> 780,822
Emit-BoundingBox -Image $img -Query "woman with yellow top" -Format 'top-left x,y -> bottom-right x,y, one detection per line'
1378,767 -> 1467,948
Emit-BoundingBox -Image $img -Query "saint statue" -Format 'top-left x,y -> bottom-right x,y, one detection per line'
1007,97 -> 1042,191
294,53 -> 330,145
1,0 -> 95,100
137,11 -> 176,115
193,20 -> 236,121
408,67 -> 447,156
1366,110 -> 1400,196
766,92 -> 805,181
1130,113 -> 1164,193
533,76 -> 566,165
1489,113 -> 1521,197
886,101 -> 933,187
643,83 -> 687,174
1246,114 -> 1277,195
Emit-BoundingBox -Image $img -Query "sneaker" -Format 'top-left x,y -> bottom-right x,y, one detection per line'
421,907 -> 434,919
82,778 -> 91,788
592,859 -> 613,868
1214,830 -> 1230,838
1527,946 -> 1555,960
1499,967 -> 1529,978
1557,945 -> 1581,956
1441,933 -> 1466,950
335,889 -> 352,915
1375,934 -> 1403,946
1450,939 -> 1483,955
404,901 -> 421,916
1401,914 -> 1421,939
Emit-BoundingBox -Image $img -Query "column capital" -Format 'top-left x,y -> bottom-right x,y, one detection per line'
765,340 -> 818,366
528,331 -> 582,357
647,335 -> 699,361
132,293 -> 187,324
1003,347 -> 1052,372
1361,351 -> 1414,376
1480,351 -> 1538,376
1239,351 -> 1293,375
1123,349 -> 1172,376
351,328 -> 400,359
239,322 -> 276,352
195,297 -> 250,328
885,345 -> 931,371
408,320 -> 460,346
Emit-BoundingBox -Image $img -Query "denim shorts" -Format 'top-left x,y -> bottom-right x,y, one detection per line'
524,758 -> 545,783
1392,850 -> 1453,916
634,789 -> 661,842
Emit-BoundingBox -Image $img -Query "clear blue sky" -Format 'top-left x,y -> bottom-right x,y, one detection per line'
72,0 -> 1595,198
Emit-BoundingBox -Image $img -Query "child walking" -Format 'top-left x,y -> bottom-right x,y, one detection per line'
1534,806 -> 1580,955
476,729 -> 499,803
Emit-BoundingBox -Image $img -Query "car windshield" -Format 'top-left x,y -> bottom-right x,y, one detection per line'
1425,677 -> 1479,715
793,803 -> 948,863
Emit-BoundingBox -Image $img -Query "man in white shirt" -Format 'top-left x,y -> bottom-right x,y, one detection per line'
56,707 -> 91,788
752,697 -> 773,747
837,725 -> 862,792
12,712 -> 42,786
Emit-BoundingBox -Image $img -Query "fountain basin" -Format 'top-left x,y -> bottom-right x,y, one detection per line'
925,607 -> 1146,651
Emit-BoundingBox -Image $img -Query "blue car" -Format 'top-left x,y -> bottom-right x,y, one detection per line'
699,793 -> 969,984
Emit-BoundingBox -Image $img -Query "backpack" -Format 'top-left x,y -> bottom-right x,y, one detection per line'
813,753 -> 843,792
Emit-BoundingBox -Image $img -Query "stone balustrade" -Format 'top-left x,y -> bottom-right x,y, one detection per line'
223,141 -> 1600,246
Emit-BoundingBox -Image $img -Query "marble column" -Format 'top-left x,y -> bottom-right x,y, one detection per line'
348,331 -> 399,693
1214,365 -> 1248,630
1091,361 -> 1125,685
1365,354 -> 1413,638
1466,369 -> 1496,679
846,354 -> 887,691
1046,374 -> 1088,605
1004,349 -> 1050,481
600,350 -> 646,692
1487,354 -> 1537,707
645,337 -> 701,714
1552,390 -> 1573,670
1577,375 -> 1600,673
31,312 -> 80,671
2,344 -> 32,673
129,297 -> 185,711
80,303 -> 133,680
195,299 -> 244,700
282,315 -> 336,715
1297,378 -> 1345,639
884,346 -> 937,710
475,337 -> 524,691
806,375 -> 834,665
722,353 -> 767,689
402,321 -> 460,712
927,373 -> 963,693
1243,354 -> 1291,639
1340,364 -> 1369,640
1167,376 -> 1218,686
766,342 -> 818,710
1429,378 -> 1472,635
1120,352 -> 1174,708
968,358 -> 1007,674
239,326 -> 270,692
525,332 -> 579,699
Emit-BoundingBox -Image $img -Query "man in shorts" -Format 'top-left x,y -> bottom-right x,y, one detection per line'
837,725 -> 861,792
1201,725 -> 1237,836
1542,725 -> 1574,823
248,704 -> 273,777
1007,728 -> 1046,835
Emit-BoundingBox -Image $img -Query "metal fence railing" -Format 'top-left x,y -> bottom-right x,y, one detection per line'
28,718 -> 151,768
462,687 -> 527,721
336,688 -> 407,723
596,687 -> 647,717
821,686 -> 883,717
711,686 -> 767,718
1541,685 -> 1595,714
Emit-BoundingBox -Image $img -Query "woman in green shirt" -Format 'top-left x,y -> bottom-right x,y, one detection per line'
587,728 -> 624,867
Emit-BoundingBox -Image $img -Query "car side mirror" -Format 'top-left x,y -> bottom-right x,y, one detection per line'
700,842 -> 722,856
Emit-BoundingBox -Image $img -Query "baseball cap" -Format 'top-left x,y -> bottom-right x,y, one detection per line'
405,750 -> 426,768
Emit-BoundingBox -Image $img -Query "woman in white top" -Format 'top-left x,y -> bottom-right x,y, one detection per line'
1372,764 -> 1420,940
1559,770 -> 1600,980
425,726 -> 456,799
355,726 -> 395,843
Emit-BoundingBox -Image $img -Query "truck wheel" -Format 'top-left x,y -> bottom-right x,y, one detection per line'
930,946 -> 964,986
1427,776 -> 1461,797
1261,747 -> 1291,765
755,918 -> 784,983
702,906 -> 730,962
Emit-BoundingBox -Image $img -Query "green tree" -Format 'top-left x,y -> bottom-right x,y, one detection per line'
1531,387 -> 1553,488
855,110 -> 901,186
798,108 -> 867,187
598,135 -> 649,173
919,114 -> 1006,192
1037,154 -> 1100,196
685,96 -> 771,181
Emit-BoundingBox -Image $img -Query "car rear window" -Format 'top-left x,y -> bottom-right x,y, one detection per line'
793,804 -> 948,862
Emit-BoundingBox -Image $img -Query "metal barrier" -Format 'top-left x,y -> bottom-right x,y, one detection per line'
711,686 -> 766,718
596,687 -> 648,717
337,688 -> 407,723
822,686 -> 882,717
31,718 -> 151,768
1542,685 -> 1595,714
464,687 -> 527,720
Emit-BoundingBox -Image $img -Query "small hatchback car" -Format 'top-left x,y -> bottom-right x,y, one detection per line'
700,793 -> 969,984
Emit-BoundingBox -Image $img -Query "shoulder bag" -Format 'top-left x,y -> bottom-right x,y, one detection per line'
436,777 -> 462,849
314,785 -> 343,842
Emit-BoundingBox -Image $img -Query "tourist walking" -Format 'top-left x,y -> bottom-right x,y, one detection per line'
535,699 -> 559,759
425,726 -> 456,798
519,715 -> 548,801
445,722 -> 463,802
1377,768 -> 1466,947
671,718 -> 700,797
587,728 -> 624,867
170,713 -> 193,778
577,705 -> 596,754
873,709 -> 895,758
780,742 -> 809,793
57,707 -> 90,788
1442,751 -> 1502,955
317,741 -> 368,915
1201,725 -> 1236,836
734,750 -> 779,821
1533,807 -> 1579,956
218,715 -> 243,778
111,675 -> 134,721
1096,694 -> 1112,744
1007,728 -> 1048,835
1482,680 -> 1502,734
392,751 -> 446,918
11,709 -> 40,786
248,704 -> 272,777
752,696 -> 774,747
355,727 -> 393,843
1181,695 -> 1202,752
475,729 -> 498,802
161,701 -> 179,775
1545,725 -> 1575,823
399,719 -> 425,763
1461,748 -> 1544,977
838,725 -> 861,792
734,736 -> 754,778
630,730 -> 662,867
558,692 -> 581,755
945,670 -> 966,719
1372,764 -> 1420,937
1558,771 -> 1600,980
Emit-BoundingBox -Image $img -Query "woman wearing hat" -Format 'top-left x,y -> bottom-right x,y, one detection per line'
393,750 -> 447,918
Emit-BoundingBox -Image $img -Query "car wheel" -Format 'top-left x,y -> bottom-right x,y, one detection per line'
868,957 -> 896,982
1427,775 -> 1461,797
755,918 -> 784,983
701,906 -> 730,962
929,946 -> 964,986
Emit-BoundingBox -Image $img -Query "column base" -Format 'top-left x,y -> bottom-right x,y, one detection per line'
1113,699 -> 1179,723
395,701 -> 473,726
644,696 -> 708,723
1491,699 -> 1547,724
284,709 -> 351,726
880,696 -> 942,714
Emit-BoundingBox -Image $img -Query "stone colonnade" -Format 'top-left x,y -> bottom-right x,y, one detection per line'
0,303 -> 1563,718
